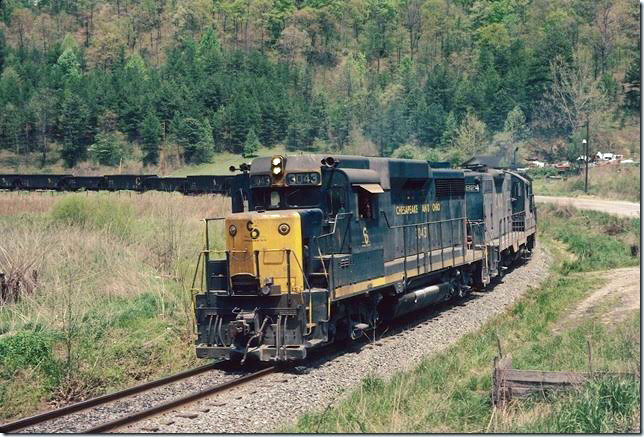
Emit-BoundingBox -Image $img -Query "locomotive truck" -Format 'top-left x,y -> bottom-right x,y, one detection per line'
192,154 -> 536,363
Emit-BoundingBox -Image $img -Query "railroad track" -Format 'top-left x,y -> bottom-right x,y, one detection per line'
87,366 -> 275,433
0,364 -> 274,434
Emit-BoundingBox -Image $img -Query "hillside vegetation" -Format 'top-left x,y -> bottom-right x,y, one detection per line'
288,204 -> 640,433
0,0 -> 639,172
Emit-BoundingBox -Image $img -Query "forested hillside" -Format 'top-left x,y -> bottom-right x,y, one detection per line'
0,0 -> 639,170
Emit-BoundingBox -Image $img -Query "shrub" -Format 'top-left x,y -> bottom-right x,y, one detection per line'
50,196 -> 135,238
0,331 -> 60,383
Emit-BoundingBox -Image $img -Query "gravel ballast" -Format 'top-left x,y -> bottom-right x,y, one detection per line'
122,245 -> 550,433
18,367 -> 249,433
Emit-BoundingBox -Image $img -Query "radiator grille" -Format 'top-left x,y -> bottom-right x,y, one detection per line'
435,178 -> 465,199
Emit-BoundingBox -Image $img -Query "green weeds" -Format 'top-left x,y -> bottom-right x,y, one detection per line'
512,375 -> 640,433
539,205 -> 640,273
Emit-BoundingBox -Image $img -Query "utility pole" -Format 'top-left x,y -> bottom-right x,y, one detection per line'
584,115 -> 589,193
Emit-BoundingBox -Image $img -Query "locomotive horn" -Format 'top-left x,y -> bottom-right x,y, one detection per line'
229,163 -> 251,172
322,156 -> 337,167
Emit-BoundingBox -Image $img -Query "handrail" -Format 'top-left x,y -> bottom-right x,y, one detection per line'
307,213 -> 354,291
379,211 -> 467,229
315,212 -> 353,240
380,211 -> 467,276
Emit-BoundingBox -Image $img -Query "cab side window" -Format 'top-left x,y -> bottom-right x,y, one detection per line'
357,189 -> 374,220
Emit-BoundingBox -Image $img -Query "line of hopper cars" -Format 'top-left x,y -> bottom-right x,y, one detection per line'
0,173 -> 240,194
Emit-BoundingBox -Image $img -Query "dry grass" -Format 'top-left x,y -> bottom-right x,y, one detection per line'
533,165 -> 640,202
0,191 -> 229,419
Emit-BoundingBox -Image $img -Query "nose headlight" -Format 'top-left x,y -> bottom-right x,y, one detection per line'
228,225 -> 237,236
271,155 -> 285,180
278,223 -> 290,235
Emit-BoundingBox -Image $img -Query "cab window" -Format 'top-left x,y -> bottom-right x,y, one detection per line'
285,187 -> 322,208
357,189 -> 375,220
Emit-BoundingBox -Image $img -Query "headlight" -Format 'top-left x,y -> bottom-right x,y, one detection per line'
228,225 -> 237,236
278,223 -> 290,235
271,155 -> 285,180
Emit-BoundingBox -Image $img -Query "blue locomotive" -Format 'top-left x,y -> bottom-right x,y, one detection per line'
193,155 -> 537,363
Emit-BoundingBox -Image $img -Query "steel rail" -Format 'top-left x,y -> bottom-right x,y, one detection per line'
0,363 -> 218,433
85,366 -> 276,433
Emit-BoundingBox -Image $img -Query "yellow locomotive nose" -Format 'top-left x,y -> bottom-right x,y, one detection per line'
225,211 -> 304,294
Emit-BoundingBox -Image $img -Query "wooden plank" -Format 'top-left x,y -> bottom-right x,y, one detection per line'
500,369 -> 589,385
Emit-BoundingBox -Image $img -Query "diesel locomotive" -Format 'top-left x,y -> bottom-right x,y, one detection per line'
192,154 -> 536,363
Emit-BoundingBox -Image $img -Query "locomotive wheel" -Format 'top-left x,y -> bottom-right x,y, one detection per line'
228,350 -> 244,364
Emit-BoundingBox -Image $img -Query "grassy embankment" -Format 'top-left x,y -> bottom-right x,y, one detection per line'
532,164 -> 640,203
0,192 -> 229,420
288,204 -> 640,433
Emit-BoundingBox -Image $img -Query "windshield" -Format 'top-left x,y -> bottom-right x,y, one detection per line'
251,187 -> 322,210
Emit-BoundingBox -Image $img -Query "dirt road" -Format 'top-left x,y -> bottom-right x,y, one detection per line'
553,266 -> 640,333
535,195 -> 640,218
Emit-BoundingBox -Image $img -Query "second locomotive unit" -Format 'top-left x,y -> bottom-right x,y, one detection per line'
193,154 -> 536,363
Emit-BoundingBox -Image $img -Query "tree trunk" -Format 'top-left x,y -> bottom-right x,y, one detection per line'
41,121 -> 48,167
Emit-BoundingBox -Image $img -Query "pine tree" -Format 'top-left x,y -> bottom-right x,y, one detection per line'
0,30 -> 5,73
140,110 -> 162,166
623,52 -> 640,113
225,93 -> 261,153
197,27 -> 223,75
440,111 -> 458,148
88,131 -> 126,166
310,93 -> 329,141
503,105 -> 530,142
60,90 -> 90,167
175,117 -> 213,164
243,127 -> 261,158
415,99 -> 445,146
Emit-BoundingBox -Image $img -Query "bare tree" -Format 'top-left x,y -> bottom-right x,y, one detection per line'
539,48 -> 607,135
402,0 -> 422,60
